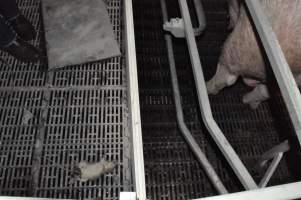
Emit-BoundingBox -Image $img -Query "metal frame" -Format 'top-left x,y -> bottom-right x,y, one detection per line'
191,0 -> 206,35
244,0 -> 301,145
258,140 -> 289,188
0,1 -> 145,199
124,0 -> 147,199
189,0 -> 301,199
160,0 -> 227,194
0,198 -> 70,200
163,0 -> 293,193
177,0 -> 258,190
127,0 -> 301,198
163,0 -> 206,38
2,0 -> 301,199
196,182 -> 301,200
258,152 -> 283,188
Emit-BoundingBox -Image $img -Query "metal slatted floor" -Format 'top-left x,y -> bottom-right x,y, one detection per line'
133,0 -> 299,199
0,0 -> 132,199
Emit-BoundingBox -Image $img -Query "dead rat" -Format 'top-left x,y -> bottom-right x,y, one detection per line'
72,159 -> 116,182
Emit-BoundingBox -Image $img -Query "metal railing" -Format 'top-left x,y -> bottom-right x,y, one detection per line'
124,0 -> 147,200
124,0 -> 301,199
160,0 -> 227,194
177,0 -> 258,190
164,0 -> 301,199
245,0 -> 301,145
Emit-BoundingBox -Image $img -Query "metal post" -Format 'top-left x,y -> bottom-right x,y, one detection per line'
124,0 -> 147,199
192,0 -> 206,35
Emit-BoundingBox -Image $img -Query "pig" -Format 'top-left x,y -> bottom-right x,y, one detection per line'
207,0 -> 301,109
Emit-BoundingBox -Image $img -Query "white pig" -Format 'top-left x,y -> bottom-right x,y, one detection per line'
207,0 -> 301,109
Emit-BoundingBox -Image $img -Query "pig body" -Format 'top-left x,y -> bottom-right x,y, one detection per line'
207,0 -> 301,108
228,0 -> 241,29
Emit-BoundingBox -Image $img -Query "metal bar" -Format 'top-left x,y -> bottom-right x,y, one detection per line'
124,0 -> 147,199
258,140 -> 289,166
177,0 -> 258,190
0,198 -> 71,200
259,153 -> 283,188
160,0 -> 227,194
245,0 -> 301,145
257,141 -> 289,188
194,181 -> 301,200
192,0 -> 206,36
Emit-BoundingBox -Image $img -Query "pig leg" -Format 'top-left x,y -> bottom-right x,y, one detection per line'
207,63 -> 238,95
242,84 -> 270,109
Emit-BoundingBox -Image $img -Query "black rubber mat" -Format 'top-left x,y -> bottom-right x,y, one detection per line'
0,0 -> 132,199
133,0 -> 300,199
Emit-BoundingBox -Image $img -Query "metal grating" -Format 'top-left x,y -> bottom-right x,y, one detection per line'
134,0 -> 298,199
0,0 -> 133,199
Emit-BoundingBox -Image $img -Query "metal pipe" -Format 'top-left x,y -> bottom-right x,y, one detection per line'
258,140 -> 289,167
194,181 -> 301,200
177,0 -> 258,190
256,140 -> 289,188
124,0 -> 147,199
192,0 -> 206,35
259,153 -> 283,188
245,0 -> 301,146
160,0 -> 227,194
0,198 -> 71,200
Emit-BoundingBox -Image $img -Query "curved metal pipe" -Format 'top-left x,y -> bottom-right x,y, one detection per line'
160,0 -> 227,194
177,0 -> 258,190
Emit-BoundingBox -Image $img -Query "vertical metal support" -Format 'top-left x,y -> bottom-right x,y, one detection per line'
160,0 -> 227,194
245,0 -> 301,146
192,0 -> 206,35
124,0 -> 147,200
177,0 -> 258,190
